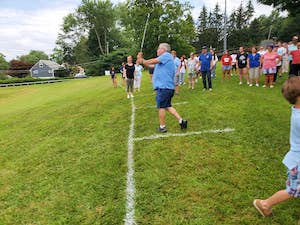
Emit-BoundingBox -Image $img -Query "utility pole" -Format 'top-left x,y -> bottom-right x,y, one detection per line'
223,0 -> 227,52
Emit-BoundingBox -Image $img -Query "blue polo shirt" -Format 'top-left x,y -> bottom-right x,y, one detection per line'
153,52 -> 175,90
283,107 -> 300,170
199,53 -> 212,72
174,57 -> 180,74
249,53 -> 261,68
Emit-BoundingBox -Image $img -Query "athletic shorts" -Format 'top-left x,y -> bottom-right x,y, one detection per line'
290,64 -> 300,76
249,67 -> 260,79
263,67 -> 276,75
286,166 -> 300,198
156,89 -> 174,109
222,65 -> 231,71
111,75 -> 115,79
174,75 -> 180,86
232,64 -> 237,69
188,72 -> 196,79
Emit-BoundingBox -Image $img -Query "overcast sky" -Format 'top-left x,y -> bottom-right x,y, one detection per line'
0,0 -> 273,60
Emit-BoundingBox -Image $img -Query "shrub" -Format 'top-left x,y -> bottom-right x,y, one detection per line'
84,48 -> 129,76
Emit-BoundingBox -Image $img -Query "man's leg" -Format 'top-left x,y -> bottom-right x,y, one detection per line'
159,108 -> 166,127
202,71 -> 207,89
166,107 -> 181,121
207,71 -> 212,89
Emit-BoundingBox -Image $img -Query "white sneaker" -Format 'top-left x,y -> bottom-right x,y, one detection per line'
262,85 -> 266,88
209,88 -> 212,91
202,88 -> 206,91
256,84 -> 259,87
127,94 -> 130,99
247,82 -> 250,85
239,82 -> 242,85
270,85 -> 274,88
130,94 -> 134,98
249,84 -> 253,87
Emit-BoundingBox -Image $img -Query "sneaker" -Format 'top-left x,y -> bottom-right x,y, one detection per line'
209,88 -> 212,91
127,94 -> 130,99
256,83 -> 259,87
130,94 -> 134,98
270,85 -> 274,88
262,85 -> 266,88
249,84 -> 253,87
253,199 -> 273,217
179,120 -> 188,129
203,88 -> 206,91
239,82 -> 242,85
158,126 -> 167,133
247,82 -> 250,85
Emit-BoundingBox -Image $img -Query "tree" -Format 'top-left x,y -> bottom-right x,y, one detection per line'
18,50 -> 49,64
77,0 -> 115,55
0,53 -> 9,70
257,0 -> 300,16
119,0 -> 195,58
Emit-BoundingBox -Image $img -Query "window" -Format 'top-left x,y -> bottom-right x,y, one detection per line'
39,62 -> 44,68
33,70 -> 38,74
48,70 -> 53,74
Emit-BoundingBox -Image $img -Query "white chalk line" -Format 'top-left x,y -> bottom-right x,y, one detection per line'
133,128 -> 235,141
124,98 -> 136,225
136,101 -> 189,110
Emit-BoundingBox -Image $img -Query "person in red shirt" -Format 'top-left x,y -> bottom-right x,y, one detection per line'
221,50 -> 232,81
290,43 -> 300,76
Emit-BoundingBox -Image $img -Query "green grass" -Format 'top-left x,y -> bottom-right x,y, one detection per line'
0,68 -> 299,224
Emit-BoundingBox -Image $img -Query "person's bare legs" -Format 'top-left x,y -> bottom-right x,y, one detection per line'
175,85 -> 179,95
260,190 -> 293,209
226,70 -> 231,80
166,107 -> 181,121
239,70 -> 243,83
192,77 -> 195,89
159,108 -> 166,127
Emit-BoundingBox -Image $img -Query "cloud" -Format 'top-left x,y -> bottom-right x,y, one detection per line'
0,5 -> 77,60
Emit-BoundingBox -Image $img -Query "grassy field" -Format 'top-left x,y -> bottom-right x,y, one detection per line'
0,68 -> 299,225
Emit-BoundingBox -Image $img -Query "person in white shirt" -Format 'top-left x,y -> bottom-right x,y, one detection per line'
210,49 -> 218,78
187,53 -> 198,89
230,50 -> 237,76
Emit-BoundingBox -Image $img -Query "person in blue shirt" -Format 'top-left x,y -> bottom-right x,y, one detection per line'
171,50 -> 181,95
136,43 -> 187,133
253,76 -> 300,217
198,46 -> 213,91
247,46 -> 261,87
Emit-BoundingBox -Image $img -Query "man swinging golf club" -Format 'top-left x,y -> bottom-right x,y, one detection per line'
136,43 -> 188,133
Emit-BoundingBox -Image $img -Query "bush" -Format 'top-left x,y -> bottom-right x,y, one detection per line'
0,72 -> 8,80
85,48 -> 129,76
54,67 -> 72,77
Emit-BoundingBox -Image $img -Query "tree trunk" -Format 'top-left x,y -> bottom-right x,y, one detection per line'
94,28 -> 105,55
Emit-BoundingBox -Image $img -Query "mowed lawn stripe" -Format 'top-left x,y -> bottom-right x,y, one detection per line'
0,77 -> 130,224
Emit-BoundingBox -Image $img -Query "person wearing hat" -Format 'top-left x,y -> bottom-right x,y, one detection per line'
261,44 -> 281,88
288,36 -> 299,76
198,46 -> 213,91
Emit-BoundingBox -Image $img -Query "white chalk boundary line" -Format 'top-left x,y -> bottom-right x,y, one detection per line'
124,98 -> 136,225
136,101 -> 189,110
133,128 -> 235,141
